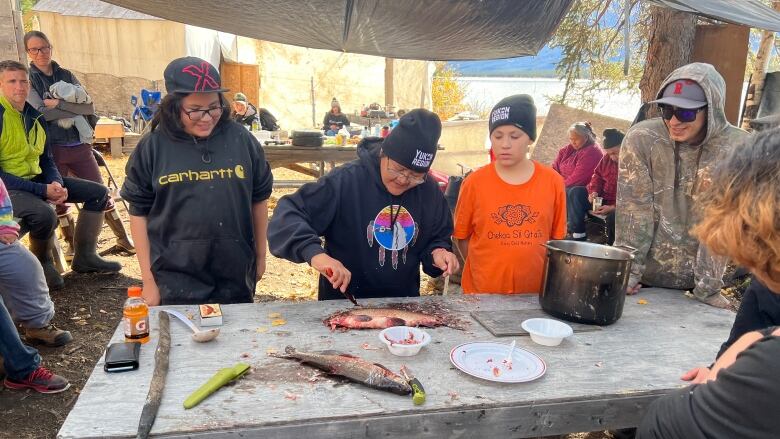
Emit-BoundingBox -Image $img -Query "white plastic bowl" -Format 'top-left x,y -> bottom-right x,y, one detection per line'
378,326 -> 431,356
521,318 -> 573,346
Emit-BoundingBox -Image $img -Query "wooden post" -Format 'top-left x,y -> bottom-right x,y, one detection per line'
311,76 -> 316,128
110,138 -> 123,158
741,1 -> 780,130
1,0 -> 24,62
385,58 -> 394,110
692,24 -> 750,125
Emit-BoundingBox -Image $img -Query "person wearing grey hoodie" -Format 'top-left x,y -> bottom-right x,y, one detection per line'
615,63 -> 748,308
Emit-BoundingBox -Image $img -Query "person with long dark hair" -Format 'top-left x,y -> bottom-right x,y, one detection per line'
121,57 -> 273,305
23,31 -> 134,259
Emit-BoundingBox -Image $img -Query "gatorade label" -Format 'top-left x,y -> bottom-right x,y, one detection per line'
124,315 -> 150,340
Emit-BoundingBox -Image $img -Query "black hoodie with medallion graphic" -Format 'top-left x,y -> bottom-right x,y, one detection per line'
268,138 -> 452,300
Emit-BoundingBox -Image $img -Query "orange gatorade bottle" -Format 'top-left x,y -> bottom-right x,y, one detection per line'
123,286 -> 150,344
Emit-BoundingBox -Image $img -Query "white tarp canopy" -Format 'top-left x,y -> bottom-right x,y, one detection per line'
646,0 -> 780,32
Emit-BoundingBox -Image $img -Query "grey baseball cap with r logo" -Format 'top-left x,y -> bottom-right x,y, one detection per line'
650,79 -> 707,109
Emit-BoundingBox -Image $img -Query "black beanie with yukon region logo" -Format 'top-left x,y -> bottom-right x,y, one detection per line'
489,94 -> 537,140
381,109 -> 441,173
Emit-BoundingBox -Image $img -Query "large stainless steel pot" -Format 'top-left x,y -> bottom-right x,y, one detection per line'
540,240 -> 634,326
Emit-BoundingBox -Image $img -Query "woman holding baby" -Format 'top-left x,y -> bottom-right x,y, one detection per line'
24,31 -> 134,255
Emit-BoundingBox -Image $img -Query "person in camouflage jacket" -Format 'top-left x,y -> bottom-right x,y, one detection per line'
615,63 -> 748,308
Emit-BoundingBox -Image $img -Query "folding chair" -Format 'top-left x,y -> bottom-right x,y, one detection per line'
92,148 -> 129,213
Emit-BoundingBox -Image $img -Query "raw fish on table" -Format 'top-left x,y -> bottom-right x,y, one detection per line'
270,346 -> 411,395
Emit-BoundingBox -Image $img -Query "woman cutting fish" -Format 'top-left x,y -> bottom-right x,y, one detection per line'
268,109 -> 459,300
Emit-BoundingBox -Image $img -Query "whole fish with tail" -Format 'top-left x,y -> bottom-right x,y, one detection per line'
324,303 -> 466,330
270,346 -> 411,395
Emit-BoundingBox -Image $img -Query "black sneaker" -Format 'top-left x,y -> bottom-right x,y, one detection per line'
4,366 -> 70,394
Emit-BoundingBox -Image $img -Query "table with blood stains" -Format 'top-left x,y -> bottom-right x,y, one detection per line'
58,288 -> 733,438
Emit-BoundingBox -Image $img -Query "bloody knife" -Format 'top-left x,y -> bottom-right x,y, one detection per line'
326,268 -> 359,306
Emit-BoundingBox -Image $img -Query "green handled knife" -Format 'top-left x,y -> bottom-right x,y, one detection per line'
400,365 -> 425,405
184,363 -> 250,409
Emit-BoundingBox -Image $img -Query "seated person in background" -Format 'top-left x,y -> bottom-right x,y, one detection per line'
585,128 -> 625,245
0,177 -> 71,347
1,295 -> 69,393
636,126 -> 780,439
0,60 -> 120,291
269,109 -> 459,301
231,92 -> 279,131
322,97 -> 350,135
552,122 -> 604,241
615,63 -> 748,308
454,95 -> 566,294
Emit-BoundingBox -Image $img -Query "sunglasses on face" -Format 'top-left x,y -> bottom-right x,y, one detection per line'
659,105 -> 706,123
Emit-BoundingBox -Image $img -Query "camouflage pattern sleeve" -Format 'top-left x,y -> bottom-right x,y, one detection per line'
692,244 -> 728,300
615,128 -> 654,287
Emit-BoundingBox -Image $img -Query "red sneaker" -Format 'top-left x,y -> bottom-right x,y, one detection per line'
4,366 -> 70,394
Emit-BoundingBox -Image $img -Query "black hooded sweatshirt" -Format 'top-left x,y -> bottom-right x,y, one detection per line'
120,120 -> 273,305
268,138 -> 452,300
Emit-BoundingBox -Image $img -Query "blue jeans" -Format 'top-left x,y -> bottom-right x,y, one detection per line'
10,176 -> 109,240
566,186 -> 590,234
0,241 -> 54,328
0,295 -> 40,380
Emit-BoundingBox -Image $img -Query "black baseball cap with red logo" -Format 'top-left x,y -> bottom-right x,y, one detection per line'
163,56 -> 229,94
650,79 -> 707,109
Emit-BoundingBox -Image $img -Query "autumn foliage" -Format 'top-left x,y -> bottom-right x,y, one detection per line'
432,62 -> 467,121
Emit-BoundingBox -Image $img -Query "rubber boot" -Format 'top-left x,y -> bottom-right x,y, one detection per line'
104,208 -> 135,254
28,237 -> 65,290
57,213 -> 76,262
70,210 -> 122,273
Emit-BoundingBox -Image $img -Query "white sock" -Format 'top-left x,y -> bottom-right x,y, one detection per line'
573,232 -> 586,238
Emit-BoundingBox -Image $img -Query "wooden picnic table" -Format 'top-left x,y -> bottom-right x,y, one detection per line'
256,130 -> 357,183
263,144 -> 358,170
58,288 -> 733,438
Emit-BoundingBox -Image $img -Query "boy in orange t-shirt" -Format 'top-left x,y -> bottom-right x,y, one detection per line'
454,95 -> 566,294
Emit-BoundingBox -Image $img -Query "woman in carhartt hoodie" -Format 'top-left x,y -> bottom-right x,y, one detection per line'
121,57 -> 273,305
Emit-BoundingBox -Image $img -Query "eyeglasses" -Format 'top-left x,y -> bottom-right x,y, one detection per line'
26,46 -> 52,55
659,105 -> 706,123
385,161 -> 426,185
183,106 -> 225,121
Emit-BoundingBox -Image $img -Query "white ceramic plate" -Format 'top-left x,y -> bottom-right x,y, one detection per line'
450,342 -> 546,383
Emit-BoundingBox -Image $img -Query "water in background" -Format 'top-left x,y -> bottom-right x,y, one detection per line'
457,77 -> 642,121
